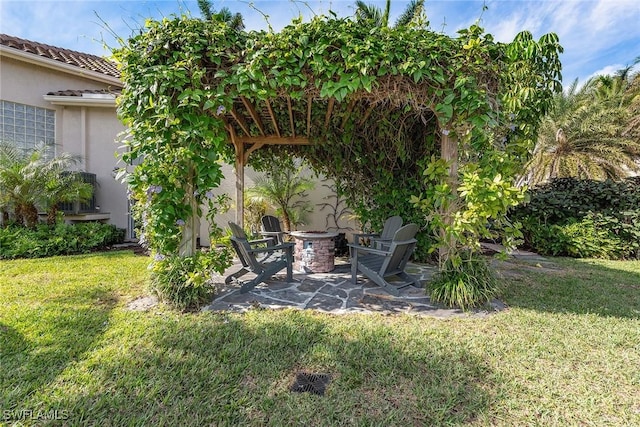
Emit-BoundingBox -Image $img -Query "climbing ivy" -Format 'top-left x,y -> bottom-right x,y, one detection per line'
114,17 -> 241,255
113,11 -> 562,306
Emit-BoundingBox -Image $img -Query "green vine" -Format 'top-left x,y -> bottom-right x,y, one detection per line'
113,11 -> 562,306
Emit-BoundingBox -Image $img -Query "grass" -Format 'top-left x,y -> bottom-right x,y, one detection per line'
1,251 -> 639,426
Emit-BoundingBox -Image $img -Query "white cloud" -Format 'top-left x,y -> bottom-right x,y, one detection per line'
590,63 -> 625,78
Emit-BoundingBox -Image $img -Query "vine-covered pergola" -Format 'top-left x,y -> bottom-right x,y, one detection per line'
114,13 -> 562,271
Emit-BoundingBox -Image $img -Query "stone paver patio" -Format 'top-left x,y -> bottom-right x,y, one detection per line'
204,256 -> 511,318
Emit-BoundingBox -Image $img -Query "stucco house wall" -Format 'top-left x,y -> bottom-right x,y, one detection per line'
0,43 -> 131,235
199,164 -> 357,247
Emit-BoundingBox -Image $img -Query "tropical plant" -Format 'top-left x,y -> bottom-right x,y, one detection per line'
509,177 -> 640,259
0,143 -> 92,227
624,59 -> 640,138
429,250 -> 499,310
395,0 -> 426,27
520,63 -> 640,186
354,0 -> 391,27
43,172 -> 94,225
149,247 -> 233,311
246,162 -> 315,232
243,193 -> 268,237
354,0 -> 425,28
0,222 -> 125,259
197,0 -> 244,30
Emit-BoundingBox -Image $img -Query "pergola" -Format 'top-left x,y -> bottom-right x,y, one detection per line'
115,14 -> 562,260
221,95 -> 313,227
221,91 -> 456,228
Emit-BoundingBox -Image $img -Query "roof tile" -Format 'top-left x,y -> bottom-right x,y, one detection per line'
0,33 -> 120,79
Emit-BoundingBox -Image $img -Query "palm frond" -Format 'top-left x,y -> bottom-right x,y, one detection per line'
395,0 -> 425,27
197,0 -> 213,20
354,0 -> 386,27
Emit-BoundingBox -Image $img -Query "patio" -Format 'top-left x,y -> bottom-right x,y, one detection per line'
205,257 -> 509,318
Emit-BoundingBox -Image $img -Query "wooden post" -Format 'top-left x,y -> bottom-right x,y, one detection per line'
228,126 -> 245,229
178,163 -> 198,257
439,131 -> 458,265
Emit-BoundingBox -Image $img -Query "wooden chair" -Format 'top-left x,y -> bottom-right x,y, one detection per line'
226,221 -> 294,293
260,215 -> 288,245
352,215 -> 403,250
349,223 -> 421,296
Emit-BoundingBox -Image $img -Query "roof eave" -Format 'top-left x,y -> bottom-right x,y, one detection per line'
0,44 -> 122,87
43,94 -> 118,108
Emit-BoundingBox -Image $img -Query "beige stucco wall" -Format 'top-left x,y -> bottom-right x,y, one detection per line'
0,56 -> 116,110
1,55 -> 129,234
199,163 -> 358,247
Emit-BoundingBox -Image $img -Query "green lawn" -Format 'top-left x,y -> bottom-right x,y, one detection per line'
1,251 -> 639,426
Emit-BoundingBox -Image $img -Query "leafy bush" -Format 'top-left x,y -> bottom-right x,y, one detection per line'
0,223 -> 125,259
525,213 -> 640,259
511,178 -> 640,259
149,247 -> 233,311
512,177 -> 640,222
428,252 -> 499,310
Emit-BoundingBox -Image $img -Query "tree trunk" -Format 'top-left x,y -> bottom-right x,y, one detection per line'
281,208 -> 292,232
47,204 -> 59,226
22,203 -> 39,228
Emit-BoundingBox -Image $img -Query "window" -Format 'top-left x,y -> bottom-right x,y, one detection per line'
0,100 -> 55,157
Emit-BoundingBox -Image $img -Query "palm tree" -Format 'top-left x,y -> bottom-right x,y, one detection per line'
43,171 -> 93,225
355,0 -> 391,27
394,0 -> 426,27
621,57 -> 640,138
520,75 -> 640,186
246,165 -> 315,232
0,144 -> 92,227
197,0 -> 244,30
354,0 -> 425,28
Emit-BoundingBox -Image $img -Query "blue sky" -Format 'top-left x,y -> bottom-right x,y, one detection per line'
1,1 -> 639,85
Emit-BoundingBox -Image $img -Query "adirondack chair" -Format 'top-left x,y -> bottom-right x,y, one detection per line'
226,221 -> 294,293
260,215 -> 288,245
349,223 -> 421,296
352,215 -> 403,250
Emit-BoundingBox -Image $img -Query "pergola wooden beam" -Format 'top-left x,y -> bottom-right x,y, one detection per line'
244,143 -> 264,163
221,94 -> 367,230
230,108 -> 251,137
236,136 -> 312,145
241,96 -> 265,136
265,99 -> 281,137
228,132 -> 314,227
287,97 -> 296,138
324,98 -> 335,129
226,123 -> 245,228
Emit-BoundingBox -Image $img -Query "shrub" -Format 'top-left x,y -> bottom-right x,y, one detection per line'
511,177 -> 640,259
0,222 -> 125,259
149,247 -> 233,311
428,252 -> 499,310
511,177 -> 640,224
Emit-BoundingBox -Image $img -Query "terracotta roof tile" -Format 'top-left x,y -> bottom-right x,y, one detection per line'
0,33 -> 120,79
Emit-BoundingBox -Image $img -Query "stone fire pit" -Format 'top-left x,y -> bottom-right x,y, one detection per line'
290,231 -> 339,273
